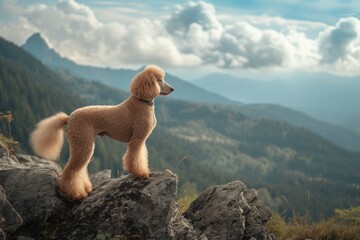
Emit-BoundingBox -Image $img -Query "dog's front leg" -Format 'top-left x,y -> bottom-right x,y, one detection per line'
122,138 -> 150,178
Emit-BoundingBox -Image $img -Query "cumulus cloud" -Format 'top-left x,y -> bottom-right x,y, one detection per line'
0,0 -> 200,67
316,17 -> 360,75
216,23 -> 295,68
166,1 -> 222,34
0,0 -> 359,75
319,17 -> 360,63
165,1 -> 318,69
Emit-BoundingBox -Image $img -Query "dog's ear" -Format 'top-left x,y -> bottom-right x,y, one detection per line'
130,68 -> 161,100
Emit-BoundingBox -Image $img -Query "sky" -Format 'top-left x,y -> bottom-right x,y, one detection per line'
0,0 -> 360,79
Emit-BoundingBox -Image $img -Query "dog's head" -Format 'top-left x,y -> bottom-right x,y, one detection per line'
130,65 -> 174,100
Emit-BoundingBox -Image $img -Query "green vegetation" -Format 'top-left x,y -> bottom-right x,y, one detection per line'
177,181 -> 199,213
0,37 -> 85,154
335,206 -> 360,225
1,36 -> 360,222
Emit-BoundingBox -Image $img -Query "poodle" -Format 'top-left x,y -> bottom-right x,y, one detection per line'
30,65 -> 174,200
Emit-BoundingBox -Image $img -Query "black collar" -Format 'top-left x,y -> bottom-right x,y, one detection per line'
135,97 -> 154,106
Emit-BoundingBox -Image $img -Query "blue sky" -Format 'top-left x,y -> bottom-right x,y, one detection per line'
0,0 -> 360,78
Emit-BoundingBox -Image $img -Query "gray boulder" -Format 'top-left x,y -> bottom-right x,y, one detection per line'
184,182 -> 273,240
0,154 -> 65,225
64,170 -> 178,239
0,185 -> 23,239
0,143 -> 275,239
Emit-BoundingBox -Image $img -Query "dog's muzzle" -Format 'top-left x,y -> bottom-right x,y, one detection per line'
160,81 -> 174,95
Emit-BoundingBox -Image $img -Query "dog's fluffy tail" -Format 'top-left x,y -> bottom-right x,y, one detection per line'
30,112 -> 69,160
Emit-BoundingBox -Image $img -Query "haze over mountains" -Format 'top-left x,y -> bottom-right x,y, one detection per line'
21,33 -> 360,152
195,72 -> 360,132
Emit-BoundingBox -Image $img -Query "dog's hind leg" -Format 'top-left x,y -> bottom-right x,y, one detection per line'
122,138 -> 150,178
59,128 -> 94,200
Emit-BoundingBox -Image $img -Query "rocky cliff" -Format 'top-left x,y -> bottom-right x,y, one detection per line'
0,143 -> 275,240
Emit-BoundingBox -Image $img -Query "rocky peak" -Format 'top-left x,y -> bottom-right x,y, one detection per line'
22,33 -> 50,53
21,32 -> 71,67
0,143 -> 276,239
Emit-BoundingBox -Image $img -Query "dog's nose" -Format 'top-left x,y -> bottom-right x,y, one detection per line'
170,87 -> 174,92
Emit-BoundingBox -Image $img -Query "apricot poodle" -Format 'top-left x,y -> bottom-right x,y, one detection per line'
30,65 -> 174,200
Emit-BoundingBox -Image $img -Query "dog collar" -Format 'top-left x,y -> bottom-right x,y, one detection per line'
137,98 -> 154,106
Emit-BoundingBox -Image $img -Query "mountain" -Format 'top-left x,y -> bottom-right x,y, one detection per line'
345,116 -> 360,133
238,104 -> 360,151
194,72 -> 360,130
22,33 -> 237,105
2,36 -> 360,220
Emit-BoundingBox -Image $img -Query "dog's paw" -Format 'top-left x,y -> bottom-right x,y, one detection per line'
84,180 -> 93,194
59,174 -> 92,201
59,186 -> 88,201
69,191 -> 88,201
132,170 -> 150,179
136,173 -> 150,179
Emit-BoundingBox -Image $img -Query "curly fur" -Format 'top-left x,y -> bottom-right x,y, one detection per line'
30,112 -> 68,160
30,65 -> 174,200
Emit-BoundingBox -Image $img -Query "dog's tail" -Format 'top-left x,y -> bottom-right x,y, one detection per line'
30,112 -> 69,160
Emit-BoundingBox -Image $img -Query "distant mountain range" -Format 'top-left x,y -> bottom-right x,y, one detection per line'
22,33 -> 236,105
194,72 -> 360,132
20,33 -> 360,152
239,104 -> 360,151
2,36 -> 360,220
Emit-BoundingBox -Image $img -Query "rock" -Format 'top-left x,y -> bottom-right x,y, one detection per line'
184,181 -> 273,240
0,143 -> 275,239
90,169 -> 112,188
65,171 -> 178,239
172,216 -> 199,240
0,154 -> 65,225
0,185 -> 23,236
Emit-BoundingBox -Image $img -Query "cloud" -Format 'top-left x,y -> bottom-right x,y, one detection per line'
215,23 -> 295,68
166,1 -> 222,35
111,19 -> 201,66
0,0 -> 359,75
0,0 -> 200,68
316,17 -> 360,75
319,17 -> 360,64
165,2 -> 318,69
163,2 -> 359,73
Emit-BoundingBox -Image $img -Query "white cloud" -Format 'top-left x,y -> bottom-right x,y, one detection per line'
0,0 -> 200,68
0,0 -> 359,76
215,23 -> 295,68
111,19 -> 201,66
165,2 -> 318,69
166,1 -> 222,35
317,17 -> 360,75
319,17 -> 360,63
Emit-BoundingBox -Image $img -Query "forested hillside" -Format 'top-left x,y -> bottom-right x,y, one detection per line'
238,104 -> 360,151
0,37 -> 85,151
1,37 -> 360,220
195,72 -> 360,131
